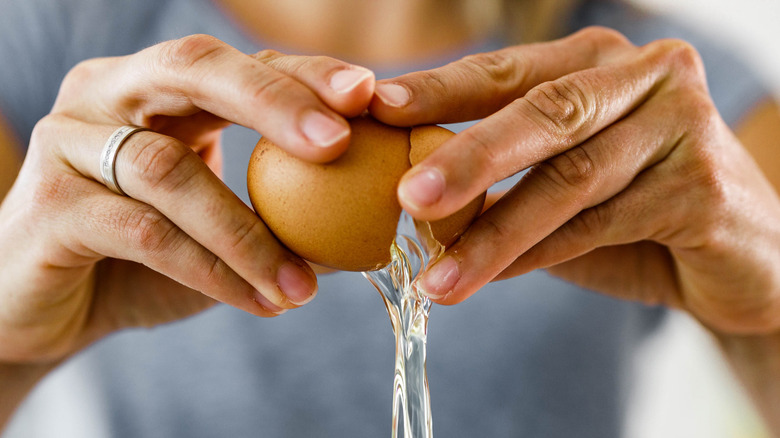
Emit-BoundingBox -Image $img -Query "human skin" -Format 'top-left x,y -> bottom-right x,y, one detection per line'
370,27 -> 780,431
375,27 -> 780,333
0,2 -> 487,428
0,37 -> 376,428
1,3 -> 780,435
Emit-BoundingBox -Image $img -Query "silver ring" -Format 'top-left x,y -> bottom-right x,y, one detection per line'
99,125 -> 149,196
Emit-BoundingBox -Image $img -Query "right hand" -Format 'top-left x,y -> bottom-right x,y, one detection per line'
0,34 -> 375,364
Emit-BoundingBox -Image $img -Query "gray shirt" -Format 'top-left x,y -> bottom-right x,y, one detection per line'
0,1 -> 768,437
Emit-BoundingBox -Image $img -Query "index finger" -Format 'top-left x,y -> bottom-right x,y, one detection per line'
48,118 -> 317,311
370,27 -> 633,126
54,35 -> 373,163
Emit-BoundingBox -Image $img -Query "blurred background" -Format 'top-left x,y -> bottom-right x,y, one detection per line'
625,2 -> 780,437
4,2 -> 777,438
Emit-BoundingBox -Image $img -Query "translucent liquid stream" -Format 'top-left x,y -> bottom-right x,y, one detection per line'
363,212 -> 443,438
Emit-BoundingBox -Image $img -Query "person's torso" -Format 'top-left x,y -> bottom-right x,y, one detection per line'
1,1 -> 767,437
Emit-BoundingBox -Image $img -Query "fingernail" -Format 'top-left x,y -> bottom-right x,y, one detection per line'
330,67 -> 373,94
375,83 -> 410,107
253,291 -> 288,315
420,256 -> 460,299
399,167 -> 445,209
277,260 -> 318,306
301,111 -> 349,148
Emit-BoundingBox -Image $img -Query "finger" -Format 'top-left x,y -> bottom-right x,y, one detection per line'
526,243 -> 681,307
51,179 -> 287,318
496,172 -> 680,283
416,88 -> 688,304
495,169 -> 689,308
370,26 -> 633,126
92,260 -> 220,332
44,118 -> 317,311
253,50 -> 375,117
397,40 -> 672,221
53,35 -> 359,162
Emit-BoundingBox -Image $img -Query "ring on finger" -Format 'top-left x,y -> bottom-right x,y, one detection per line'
99,125 -> 149,196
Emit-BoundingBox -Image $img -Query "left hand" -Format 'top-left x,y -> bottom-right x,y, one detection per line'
370,26 -> 780,335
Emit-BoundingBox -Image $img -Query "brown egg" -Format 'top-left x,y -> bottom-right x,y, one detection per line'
248,115 -> 484,271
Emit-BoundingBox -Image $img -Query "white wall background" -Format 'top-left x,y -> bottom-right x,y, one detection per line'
625,1 -> 779,437
631,0 -> 780,97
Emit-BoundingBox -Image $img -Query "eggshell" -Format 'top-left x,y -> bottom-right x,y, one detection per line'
248,116 -> 409,271
248,116 -> 485,272
409,125 -> 486,248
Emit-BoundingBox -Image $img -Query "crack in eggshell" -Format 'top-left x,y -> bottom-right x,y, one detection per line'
409,125 -> 487,249
248,115 -> 485,272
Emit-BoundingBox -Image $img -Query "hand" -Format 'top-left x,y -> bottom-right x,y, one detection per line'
0,34 -> 375,363
371,27 -> 780,335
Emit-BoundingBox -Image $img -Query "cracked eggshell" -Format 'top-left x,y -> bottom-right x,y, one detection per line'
409,125 -> 487,248
248,116 -> 409,272
248,115 -> 485,272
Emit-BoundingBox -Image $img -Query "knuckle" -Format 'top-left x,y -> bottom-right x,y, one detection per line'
228,218 -> 264,252
646,38 -> 706,81
120,205 -> 178,256
664,39 -> 703,70
130,136 -> 199,193
411,69 -> 449,99
300,55 -> 341,74
54,58 -> 106,109
159,34 -> 228,72
259,51 -> 334,74
253,48 -> 283,63
60,59 -> 95,90
666,85 -> 721,143
27,116 -> 79,206
577,26 -> 632,49
665,142 -> 730,246
247,72 -> 299,108
477,213 -> 513,244
571,26 -> 634,61
254,50 -> 304,73
460,49 -> 519,89
683,90 -> 721,136
571,204 -> 610,237
541,146 -> 598,191
29,115 -> 62,152
522,78 -> 594,139
62,58 -> 103,86
203,252 -> 225,286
